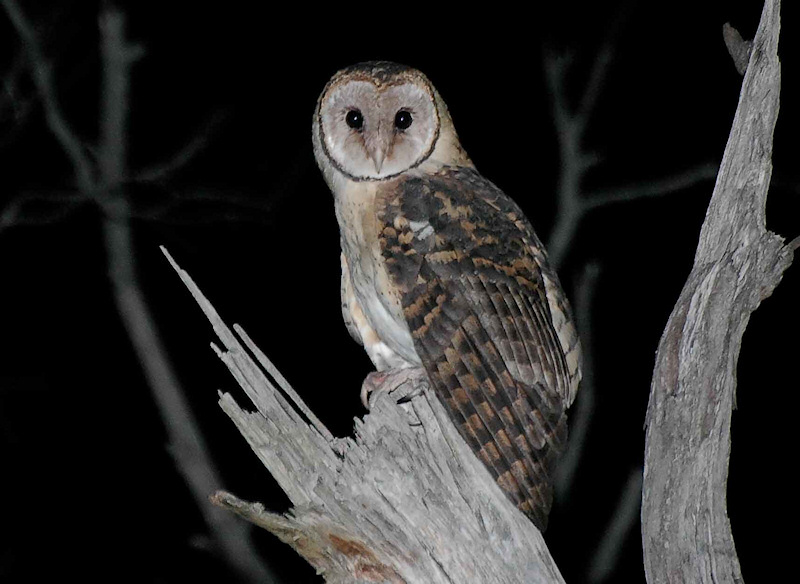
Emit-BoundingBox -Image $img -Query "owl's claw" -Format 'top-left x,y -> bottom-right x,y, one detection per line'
361,371 -> 390,410
361,368 -> 428,410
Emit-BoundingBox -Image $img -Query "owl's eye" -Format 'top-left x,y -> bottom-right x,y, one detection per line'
394,110 -> 413,130
345,109 -> 363,130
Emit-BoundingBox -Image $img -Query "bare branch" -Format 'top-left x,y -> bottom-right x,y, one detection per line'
165,247 -> 567,583
575,0 -> 636,122
543,11 -> 623,269
584,162 -> 719,210
576,45 -> 613,125
0,190 -> 89,233
543,49 -> 587,270
642,2 -> 793,583
544,43 -> 717,269
1,0 -> 95,191
98,7 -> 142,189
3,4 -> 278,579
542,3 -> 715,272
125,186 -> 281,225
0,49 -> 35,141
135,110 -> 229,182
92,9 -> 275,582
587,468 -> 643,583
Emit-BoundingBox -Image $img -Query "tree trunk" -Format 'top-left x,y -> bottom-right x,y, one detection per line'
642,1 -> 795,583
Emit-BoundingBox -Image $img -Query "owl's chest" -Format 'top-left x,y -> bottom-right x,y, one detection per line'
334,182 -> 407,331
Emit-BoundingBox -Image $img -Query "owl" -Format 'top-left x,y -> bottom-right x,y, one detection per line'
312,61 -> 582,530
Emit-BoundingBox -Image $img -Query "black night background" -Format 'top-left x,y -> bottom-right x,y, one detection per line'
1,1 -> 797,582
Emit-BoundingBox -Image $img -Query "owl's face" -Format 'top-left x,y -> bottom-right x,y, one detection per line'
314,62 -> 466,182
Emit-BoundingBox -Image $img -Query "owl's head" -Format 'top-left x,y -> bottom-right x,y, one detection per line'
313,61 -> 471,183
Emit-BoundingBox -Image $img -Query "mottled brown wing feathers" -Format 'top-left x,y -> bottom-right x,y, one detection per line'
378,166 -> 573,530
407,281 -> 556,526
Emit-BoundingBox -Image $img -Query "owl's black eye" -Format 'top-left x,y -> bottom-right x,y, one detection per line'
394,110 -> 413,130
345,109 -> 363,130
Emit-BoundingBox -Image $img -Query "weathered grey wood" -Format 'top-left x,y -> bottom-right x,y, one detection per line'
642,1 -> 795,583
163,248 -> 565,583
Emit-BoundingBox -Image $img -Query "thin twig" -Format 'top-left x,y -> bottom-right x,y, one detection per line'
587,468 -> 643,583
135,110 -> 229,182
575,45 -> 613,124
0,190 -> 89,233
0,49 -> 35,140
2,0 -> 95,191
543,49 -> 587,270
584,162 -> 719,210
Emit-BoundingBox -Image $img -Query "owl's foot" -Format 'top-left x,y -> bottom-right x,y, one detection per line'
361,367 -> 428,410
361,371 -> 389,409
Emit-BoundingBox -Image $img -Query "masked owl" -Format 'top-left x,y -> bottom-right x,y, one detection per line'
312,61 -> 582,530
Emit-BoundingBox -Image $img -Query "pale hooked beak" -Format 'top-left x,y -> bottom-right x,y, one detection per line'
365,121 -> 393,174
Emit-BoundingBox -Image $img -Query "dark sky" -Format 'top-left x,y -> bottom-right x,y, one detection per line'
1,1 -> 797,583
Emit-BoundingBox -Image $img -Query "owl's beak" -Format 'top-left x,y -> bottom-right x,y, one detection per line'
365,123 -> 392,174
369,146 -> 387,174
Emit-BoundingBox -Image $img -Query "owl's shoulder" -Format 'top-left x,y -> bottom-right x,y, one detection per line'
378,165 -> 542,252
375,165 -> 552,299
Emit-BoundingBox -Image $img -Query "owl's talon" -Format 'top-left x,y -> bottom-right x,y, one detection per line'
361,371 -> 389,410
361,368 -> 427,410
388,368 -> 427,403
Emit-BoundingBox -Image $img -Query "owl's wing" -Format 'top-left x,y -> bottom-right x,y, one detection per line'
377,166 -> 581,530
